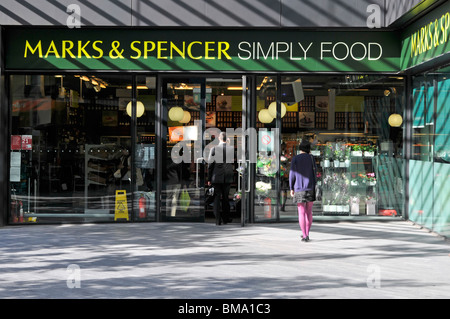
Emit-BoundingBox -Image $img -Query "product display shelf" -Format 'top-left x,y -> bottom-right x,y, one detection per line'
320,146 -> 377,216
84,144 -> 124,215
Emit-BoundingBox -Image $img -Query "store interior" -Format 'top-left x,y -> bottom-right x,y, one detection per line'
9,73 -> 405,223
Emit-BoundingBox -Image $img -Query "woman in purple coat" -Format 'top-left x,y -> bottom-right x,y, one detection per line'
289,140 -> 317,242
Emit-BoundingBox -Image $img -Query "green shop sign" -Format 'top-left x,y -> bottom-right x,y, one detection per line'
401,1 -> 450,70
5,28 -> 400,72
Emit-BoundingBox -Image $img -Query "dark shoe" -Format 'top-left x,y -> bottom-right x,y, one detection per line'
305,236 -> 310,242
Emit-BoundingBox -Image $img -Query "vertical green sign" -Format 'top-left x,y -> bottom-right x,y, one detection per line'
401,2 -> 450,70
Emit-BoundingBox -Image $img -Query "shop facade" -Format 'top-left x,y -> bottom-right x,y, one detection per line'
0,0 -> 448,236
401,1 -> 450,237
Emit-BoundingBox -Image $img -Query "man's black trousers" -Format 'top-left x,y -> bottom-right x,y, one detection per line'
212,183 -> 231,225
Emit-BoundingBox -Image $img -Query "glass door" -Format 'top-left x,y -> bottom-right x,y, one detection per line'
160,78 -> 206,222
160,75 -> 253,225
203,77 -> 247,225
252,75 -> 281,222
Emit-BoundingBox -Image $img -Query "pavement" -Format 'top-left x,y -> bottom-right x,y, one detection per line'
0,219 -> 449,299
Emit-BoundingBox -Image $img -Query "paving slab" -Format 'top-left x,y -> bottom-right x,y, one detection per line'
0,220 -> 449,299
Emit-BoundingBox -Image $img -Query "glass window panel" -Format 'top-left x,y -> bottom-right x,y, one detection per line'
412,82 -> 425,129
436,75 -> 450,163
412,76 -> 433,162
9,74 -> 133,223
433,69 -> 450,237
134,75 -> 157,221
161,80 -> 205,222
280,75 -> 405,219
254,75 -> 278,221
409,65 -> 450,237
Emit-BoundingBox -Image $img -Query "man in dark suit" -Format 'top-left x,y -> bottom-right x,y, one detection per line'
208,132 -> 234,225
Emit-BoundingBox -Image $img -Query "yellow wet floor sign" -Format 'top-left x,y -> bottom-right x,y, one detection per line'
114,190 -> 129,221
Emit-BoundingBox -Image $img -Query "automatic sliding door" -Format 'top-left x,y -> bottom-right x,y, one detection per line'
203,77 -> 250,225
161,78 -> 206,222
159,75 -> 262,225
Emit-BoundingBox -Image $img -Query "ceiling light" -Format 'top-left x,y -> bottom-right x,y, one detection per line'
388,114 -> 403,127
168,107 -> 184,122
268,102 -> 287,118
126,101 -> 145,118
258,109 -> 274,123
179,111 -> 191,124
126,85 -> 148,89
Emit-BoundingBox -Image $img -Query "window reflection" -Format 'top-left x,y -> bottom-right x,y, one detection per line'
280,75 -> 405,218
255,76 -> 278,221
9,74 -> 155,223
410,65 -> 450,237
134,75 -> 157,221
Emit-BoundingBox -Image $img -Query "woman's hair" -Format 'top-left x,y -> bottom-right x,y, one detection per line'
298,140 -> 311,153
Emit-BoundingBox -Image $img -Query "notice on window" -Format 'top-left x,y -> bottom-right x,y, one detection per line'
258,131 -> 274,152
11,135 -> 32,150
10,152 -> 21,182
11,135 -> 21,150
21,135 -> 32,150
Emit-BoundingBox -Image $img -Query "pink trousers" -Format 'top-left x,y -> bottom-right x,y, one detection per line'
297,202 -> 313,238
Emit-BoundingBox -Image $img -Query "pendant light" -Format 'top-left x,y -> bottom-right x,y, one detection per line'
179,110 -> 191,124
168,107 -> 184,122
388,113 -> 403,127
126,101 -> 145,117
258,109 -> 274,123
268,101 -> 287,118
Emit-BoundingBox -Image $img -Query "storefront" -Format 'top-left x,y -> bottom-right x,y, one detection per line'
401,2 -> 450,236
2,26 -> 409,226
